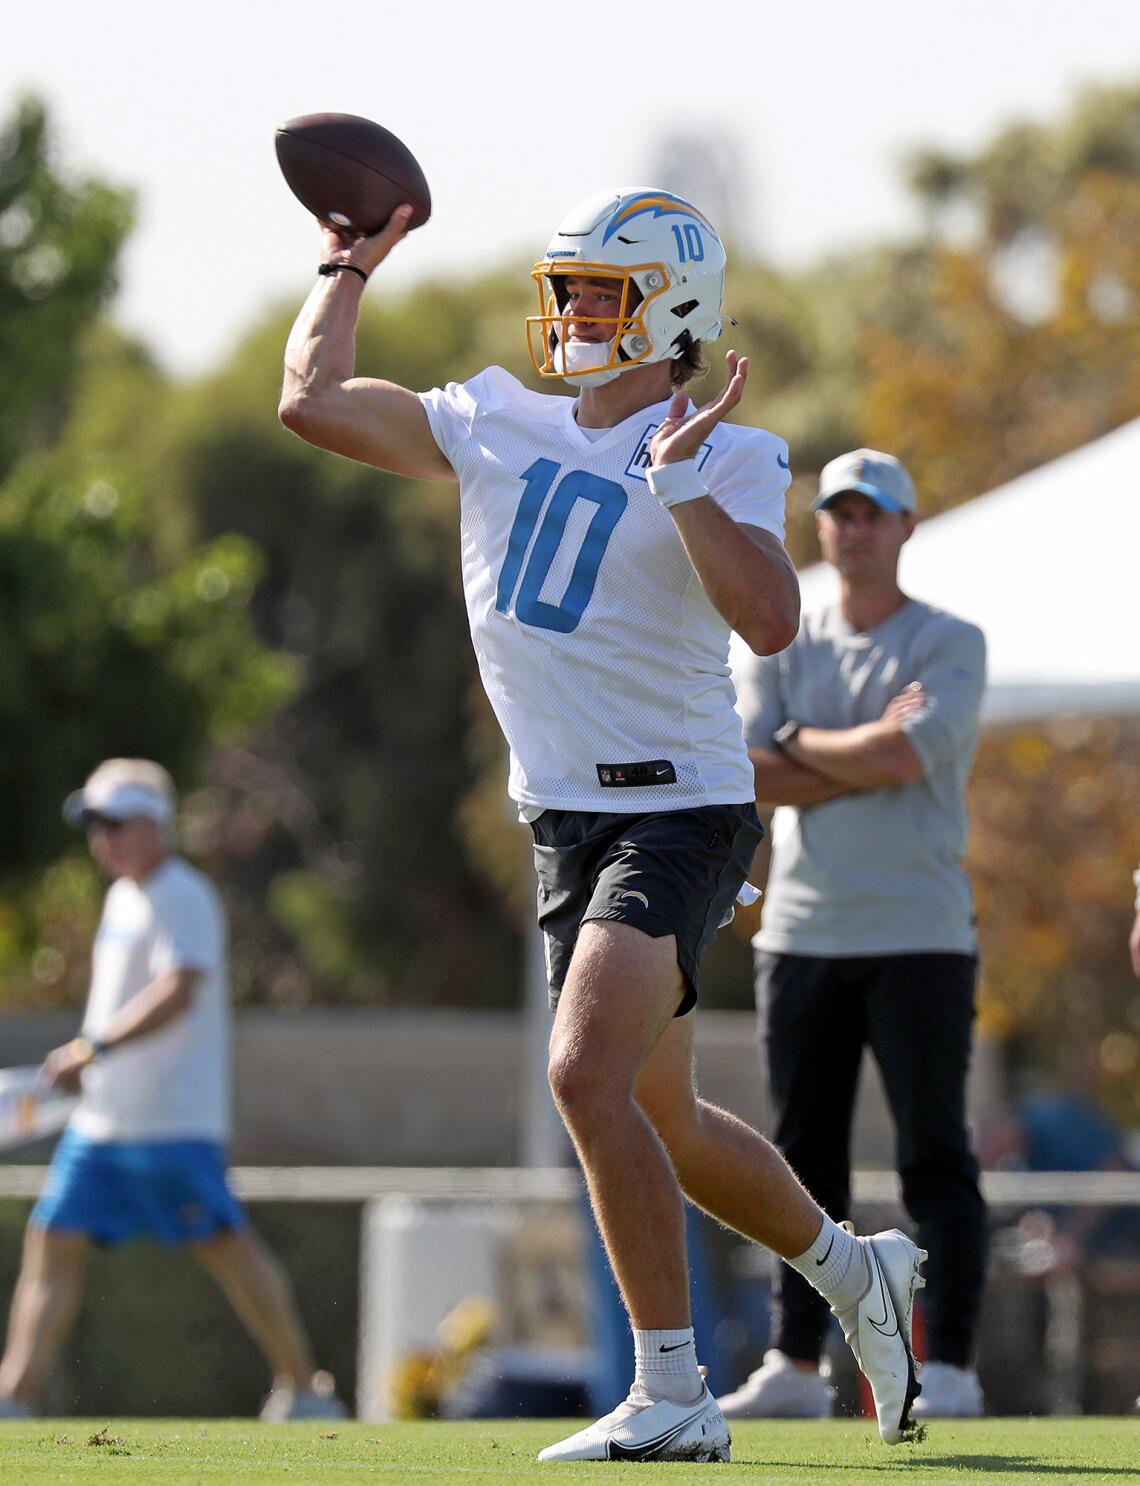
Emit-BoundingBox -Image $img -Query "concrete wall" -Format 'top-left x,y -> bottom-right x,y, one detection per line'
1,1009 -> 1001,1166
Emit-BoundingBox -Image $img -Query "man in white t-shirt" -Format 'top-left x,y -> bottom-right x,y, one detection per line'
0,759 -> 342,1422
279,189 -> 928,1460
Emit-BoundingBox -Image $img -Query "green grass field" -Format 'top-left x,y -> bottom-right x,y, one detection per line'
1,1418 -> 1137,1485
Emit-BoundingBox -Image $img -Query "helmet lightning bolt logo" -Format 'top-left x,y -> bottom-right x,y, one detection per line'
602,193 -> 718,244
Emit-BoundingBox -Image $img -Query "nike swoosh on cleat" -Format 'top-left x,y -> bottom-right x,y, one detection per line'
815,1235 -> 835,1265
607,1418 -> 693,1461
866,1253 -> 899,1337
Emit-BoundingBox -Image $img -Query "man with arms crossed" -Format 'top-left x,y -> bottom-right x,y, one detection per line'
280,193 -> 926,1460
722,451 -> 988,1422
0,759 -> 342,1422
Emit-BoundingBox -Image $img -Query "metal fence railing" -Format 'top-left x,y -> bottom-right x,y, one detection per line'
3,1164 -> 1139,1205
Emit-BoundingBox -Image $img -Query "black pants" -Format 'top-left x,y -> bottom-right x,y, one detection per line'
757,950 -> 987,1368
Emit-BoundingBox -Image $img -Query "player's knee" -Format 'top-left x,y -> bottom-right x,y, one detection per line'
547,1050 -> 616,1126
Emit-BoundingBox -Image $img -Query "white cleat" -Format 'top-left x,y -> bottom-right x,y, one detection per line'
537,1383 -> 730,1463
259,1370 -> 349,1422
833,1226 -> 926,1445
717,1349 -> 831,1419
910,1362 -> 983,1418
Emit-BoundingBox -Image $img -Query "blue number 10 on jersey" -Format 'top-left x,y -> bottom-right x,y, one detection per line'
495,460 -> 628,634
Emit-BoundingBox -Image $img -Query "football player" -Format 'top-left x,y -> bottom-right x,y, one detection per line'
280,188 -> 926,1461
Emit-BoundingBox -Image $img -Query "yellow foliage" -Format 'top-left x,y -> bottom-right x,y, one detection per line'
968,719 -> 1140,1124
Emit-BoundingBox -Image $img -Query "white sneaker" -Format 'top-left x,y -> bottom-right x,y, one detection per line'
537,1383 -> 730,1463
833,1227 -> 926,1445
259,1370 -> 349,1422
910,1362 -> 983,1418
717,1349 -> 831,1419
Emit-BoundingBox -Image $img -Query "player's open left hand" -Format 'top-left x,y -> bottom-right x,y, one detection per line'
319,203 -> 415,279
649,351 -> 748,467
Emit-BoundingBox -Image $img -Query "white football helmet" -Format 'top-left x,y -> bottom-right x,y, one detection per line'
526,187 -> 727,388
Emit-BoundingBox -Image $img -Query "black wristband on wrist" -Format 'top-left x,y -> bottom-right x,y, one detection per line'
318,262 -> 369,284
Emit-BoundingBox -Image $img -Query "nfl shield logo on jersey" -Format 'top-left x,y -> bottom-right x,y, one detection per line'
626,427 -> 713,484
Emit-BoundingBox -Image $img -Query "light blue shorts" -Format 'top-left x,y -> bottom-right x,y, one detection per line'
31,1129 -> 248,1248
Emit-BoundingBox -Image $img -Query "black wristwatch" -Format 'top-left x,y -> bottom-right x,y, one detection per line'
772,720 -> 802,755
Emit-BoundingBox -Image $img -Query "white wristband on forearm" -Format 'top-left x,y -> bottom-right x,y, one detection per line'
646,458 -> 708,509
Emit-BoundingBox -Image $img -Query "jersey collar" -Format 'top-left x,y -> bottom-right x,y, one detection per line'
563,393 -> 694,454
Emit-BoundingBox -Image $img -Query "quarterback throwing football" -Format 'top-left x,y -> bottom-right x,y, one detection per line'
281,189 -> 926,1461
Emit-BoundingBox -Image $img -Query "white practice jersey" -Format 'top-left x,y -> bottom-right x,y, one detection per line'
420,366 -> 790,813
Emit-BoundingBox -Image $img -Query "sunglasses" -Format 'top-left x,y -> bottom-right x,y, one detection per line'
86,815 -> 131,833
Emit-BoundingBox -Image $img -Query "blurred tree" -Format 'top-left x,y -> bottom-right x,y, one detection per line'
0,96 -> 134,481
0,100 -> 288,1006
969,718 -> 1140,1127
0,445 -> 292,1001
860,82 -> 1140,512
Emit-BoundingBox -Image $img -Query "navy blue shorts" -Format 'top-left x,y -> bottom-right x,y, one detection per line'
31,1129 -> 247,1248
531,802 -> 764,1016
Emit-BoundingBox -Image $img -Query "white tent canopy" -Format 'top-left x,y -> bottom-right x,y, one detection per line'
744,418 -> 1140,724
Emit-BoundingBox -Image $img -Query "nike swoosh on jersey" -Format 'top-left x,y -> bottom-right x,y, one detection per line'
777,453 -> 790,469
607,1417 -> 694,1461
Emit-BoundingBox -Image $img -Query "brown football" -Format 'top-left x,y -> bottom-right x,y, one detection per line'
275,113 -> 431,235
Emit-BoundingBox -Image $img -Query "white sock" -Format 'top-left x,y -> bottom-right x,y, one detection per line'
632,1327 -> 703,1404
784,1217 -> 867,1312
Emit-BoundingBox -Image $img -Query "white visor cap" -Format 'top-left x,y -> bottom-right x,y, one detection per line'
63,777 -> 175,828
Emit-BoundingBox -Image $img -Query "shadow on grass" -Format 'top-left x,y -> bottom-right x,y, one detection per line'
910,1460 -> 1139,1478
746,1459 -> 1140,1478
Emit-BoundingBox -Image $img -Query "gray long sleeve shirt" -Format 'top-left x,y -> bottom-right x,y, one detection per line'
735,599 -> 986,957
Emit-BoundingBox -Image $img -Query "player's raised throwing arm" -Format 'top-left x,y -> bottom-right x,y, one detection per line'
279,206 -> 455,482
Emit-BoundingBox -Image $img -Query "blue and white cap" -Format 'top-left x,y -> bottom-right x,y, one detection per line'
812,448 -> 917,514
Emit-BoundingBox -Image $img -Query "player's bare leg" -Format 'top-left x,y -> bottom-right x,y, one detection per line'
635,1015 -> 824,1255
540,920 -> 729,1461
548,921 -> 693,1326
637,1015 -> 926,1443
0,1225 -> 89,1407
190,1227 -> 315,1387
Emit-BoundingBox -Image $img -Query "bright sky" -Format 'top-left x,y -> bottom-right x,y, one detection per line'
6,0 -> 1140,376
